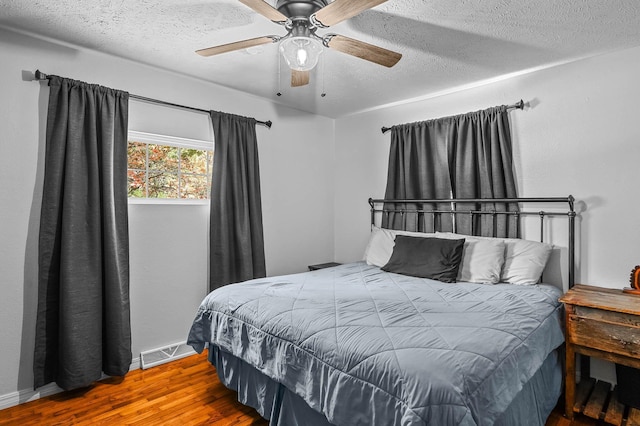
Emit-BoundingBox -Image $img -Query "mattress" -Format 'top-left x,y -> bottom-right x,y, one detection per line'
188,262 -> 564,425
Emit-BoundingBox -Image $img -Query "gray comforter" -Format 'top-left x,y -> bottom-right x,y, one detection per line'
188,262 -> 564,425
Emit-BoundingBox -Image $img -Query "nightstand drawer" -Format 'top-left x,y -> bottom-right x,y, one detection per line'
568,309 -> 640,358
573,305 -> 640,327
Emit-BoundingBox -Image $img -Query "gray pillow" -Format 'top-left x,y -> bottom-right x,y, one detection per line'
382,235 -> 465,283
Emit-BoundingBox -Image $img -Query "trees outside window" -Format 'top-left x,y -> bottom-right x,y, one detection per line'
127,131 -> 213,200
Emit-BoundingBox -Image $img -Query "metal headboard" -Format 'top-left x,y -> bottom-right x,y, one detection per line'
368,196 -> 577,288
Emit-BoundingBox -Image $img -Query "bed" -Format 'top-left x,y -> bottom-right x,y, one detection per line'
188,196 -> 577,425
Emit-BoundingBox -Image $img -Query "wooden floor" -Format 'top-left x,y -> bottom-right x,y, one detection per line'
0,352 -> 268,426
0,352 -> 605,426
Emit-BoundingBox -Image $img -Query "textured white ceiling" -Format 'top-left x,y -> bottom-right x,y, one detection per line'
1,0 -> 640,118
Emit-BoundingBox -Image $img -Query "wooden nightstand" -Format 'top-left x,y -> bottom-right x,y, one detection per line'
308,262 -> 341,271
560,284 -> 640,421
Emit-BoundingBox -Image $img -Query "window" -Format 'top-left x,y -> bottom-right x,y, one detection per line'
127,131 -> 213,202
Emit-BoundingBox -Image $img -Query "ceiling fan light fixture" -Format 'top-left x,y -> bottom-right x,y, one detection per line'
279,36 -> 323,71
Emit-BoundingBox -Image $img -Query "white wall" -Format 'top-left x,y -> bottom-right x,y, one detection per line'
334,45 -> 640,384
334,45 -> 640,288
0,27 -> 334,402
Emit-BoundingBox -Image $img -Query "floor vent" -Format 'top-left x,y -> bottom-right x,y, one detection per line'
140,342 -> 195,370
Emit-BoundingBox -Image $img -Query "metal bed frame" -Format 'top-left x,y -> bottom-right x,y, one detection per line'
368,196 -> 577,288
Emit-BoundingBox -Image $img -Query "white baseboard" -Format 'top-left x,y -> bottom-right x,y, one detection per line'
0,382 -> 64,411
130,356 -> 141,372
0,359 -> 141,411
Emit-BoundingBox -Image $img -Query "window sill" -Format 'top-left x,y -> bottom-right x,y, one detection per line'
128,198 -> 210,206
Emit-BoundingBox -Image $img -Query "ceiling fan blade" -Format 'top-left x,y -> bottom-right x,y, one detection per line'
313,0 -> 387,27
327,34 -> 401,67
196,36 -> 276,57
291,70 -> 310,87
238,0 -> 288,22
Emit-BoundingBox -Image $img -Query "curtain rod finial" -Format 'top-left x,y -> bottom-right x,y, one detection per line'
34,70 -> 48,81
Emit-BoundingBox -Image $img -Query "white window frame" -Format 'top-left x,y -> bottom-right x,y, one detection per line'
127,130 -> 213,205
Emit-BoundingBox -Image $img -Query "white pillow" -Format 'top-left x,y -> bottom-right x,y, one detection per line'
434,233 -> 505,284
501,238 -> 553,285
363,226 -> 436,267
437,232 -> 552,285
363,226 -> 396,267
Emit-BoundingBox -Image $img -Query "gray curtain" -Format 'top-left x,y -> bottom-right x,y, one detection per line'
383,105 -> 518,237
383,120 -> 453,232
209,110 -> 266,291
34,76 -> 131,391
448,106 -> 519,237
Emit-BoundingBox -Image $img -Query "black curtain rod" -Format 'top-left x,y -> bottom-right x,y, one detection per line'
380,99 -> 525,134
33,70 -> 272,129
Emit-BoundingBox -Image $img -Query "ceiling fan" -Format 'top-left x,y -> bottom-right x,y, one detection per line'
196,0 -> 402,87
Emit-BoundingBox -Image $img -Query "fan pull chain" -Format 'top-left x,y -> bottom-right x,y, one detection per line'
321,56 -> 326,97
277,52 -> 282,97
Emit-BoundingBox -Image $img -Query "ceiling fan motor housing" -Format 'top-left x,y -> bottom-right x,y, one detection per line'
276,0 -> 328,20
